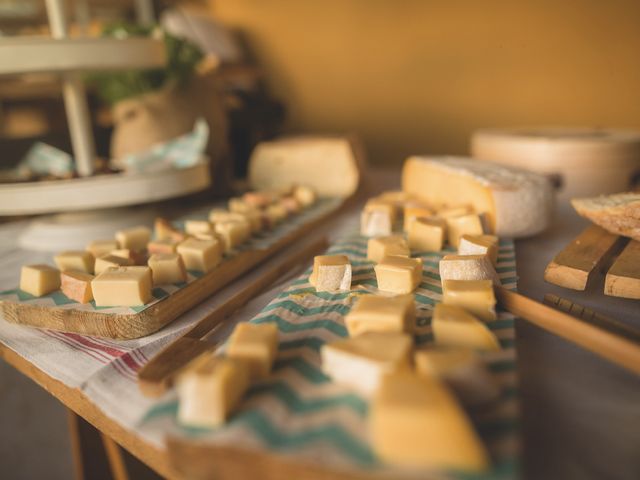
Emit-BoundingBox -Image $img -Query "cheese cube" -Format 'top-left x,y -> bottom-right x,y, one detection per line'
147,238 -> 180,255
177,238 -> 223,273
458,234 -> 499,266
442,279 -> 496,322
432,304 -> 500,351
414,348 -> 500,407
265,203 -> 288,225
367,235 -> 409,263
177,354 -> 250,428
61,271 -> 94,303
86,240 -> 118,258
110,249 -> 148,265
215,209 -> 261,233
293,185 -> 316,207
309,255 -> 352,292
408,217 -> 447,252
321,332 -> 413,396
20,265 -> 60,297
115,226 -> 151,250
439,254 -> 500,285
403,203 -> 433,232
91,266 -> 153,307
361,203 -> 394,237
228,197 -> 254,214
226,323 -> 279,381
54,250 -> 95,274
345,294 -> 415,336
374,256 -> 422,294
148,253 -> 187,285
154,218 -> 188,242
370,371 -> 489,471
215,221 -> 251,253
94,254 -> 132,275
446,213 -> 484,248
185,220 -> 213,236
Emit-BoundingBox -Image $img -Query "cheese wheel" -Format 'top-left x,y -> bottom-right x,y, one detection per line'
402,156 -> 553,237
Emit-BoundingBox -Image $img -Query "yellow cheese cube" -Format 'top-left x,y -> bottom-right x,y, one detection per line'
177,354 -> 250,428
367,235 -> 409,263
110,249 -> 148,265
370,371 -> 489,471
408,217 -> 447,252
91,266 -> 153,307
54,250 -> 95,274
148,253 -> 187,285
61,271 -> 94,303
185,219 -> 214,236
154,218 -> 188,242
208,209 -> 250,227
115,226 -> 151,250
20,265 -> 60,297
374,256 -> 422,294
458,234 -> 499,266
345,294 -> 415,336
432,304 -> 500,351
226,323 -> 279,381
309,255 -> 352,292
215,221 -> 251,253
403,203 -> 433,232
147,238 -> 180,255
177,238 -> 223,273
293,185 -> 316,208
94,254 -> 132,275
321,332 -> 413,396
86,240 -> 118,258
439,254 -> 500,285
446,213 -> 484,248
442,279 -> 497,322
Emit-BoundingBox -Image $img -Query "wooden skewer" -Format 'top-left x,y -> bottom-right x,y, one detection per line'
495,286 -> 640,375
138,236 -> 329,397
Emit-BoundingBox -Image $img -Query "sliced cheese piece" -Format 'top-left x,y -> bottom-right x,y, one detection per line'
184,219 -> 214,236
374,255 -> 422,294
321,332 -> 413,396
177,237 -> 223,273
215,221 -> 251,253
154,218 -> 188,243
61,271 -> 94,303
115,226 -> 151,250
458,234 -> 499,266
147,238 -> 180,255
91,266 -> 152,307
370,371 -> 489,471
345,294 -> 415,336
403,202 -> 433,232
446,213 -> 484,248
571,192 -> 640,241
439,254 -> 500,285
54,250 -> 95,274
309,255 -> 352,292
226,323 -> 279,381
432,304 -> 500,351
248,135 -> 364,197
402,156 -> 553,237
20,264 -> 60,297
86,240 -> 118,258
176,353 -> 250,428
408,217 -> 447,252
367,235 -> 409,263
442,279 -> 497,322
148,253 -> 187,285
94,254 -> 132,275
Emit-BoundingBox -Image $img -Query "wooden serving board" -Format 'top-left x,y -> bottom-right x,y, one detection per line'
0,199 -> 344,339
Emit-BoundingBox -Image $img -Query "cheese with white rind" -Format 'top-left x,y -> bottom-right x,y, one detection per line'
309,255 -> 352,292
367,235 -> 409,263
20,264 -> 60,297
432,304 -> 500,351
402,156 -> 553,237
248,135 -> 364,197
439,254 -> 500,285
458,234 -> 499,266
345,294 -> 415,336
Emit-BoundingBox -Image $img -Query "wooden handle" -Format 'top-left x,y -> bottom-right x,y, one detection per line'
138,236 -> 329,397
496,286 -> 640,375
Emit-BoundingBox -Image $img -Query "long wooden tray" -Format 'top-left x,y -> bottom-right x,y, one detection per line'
0,199 -> 344,339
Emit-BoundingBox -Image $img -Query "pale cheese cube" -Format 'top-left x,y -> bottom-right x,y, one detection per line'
374,255 -> 422,294
215,221 -> 251,253
154,218 -> 188,242
309,255 -> 352,292
177,238 -> 223,273
20,265 -> 60,297
148,253 -> 187,285
86,240 -> 118,258
293,185 -> 316,207
403,203 -> 433,232
226,323 -> 279,381
345,294 -> 415,336
439,254 -> 500,285
54,250 -> 95,274
177,354 -> 250,428
321,332 -> 413,396
458,234 -> 499,266
91,266 -> 153,307
370,371 -> 489,471
442,279 -> 497,322
94,254 -> 132,275
147,238 -> 180,255
408,217 -> 447,252
367,235 -> 409,263
115,226 -> 151,250
61,271 -> 94,303
185,219 -> 214,236
446,213 -> 484,248
432,304 -> 500,351
361,199 -> 395,237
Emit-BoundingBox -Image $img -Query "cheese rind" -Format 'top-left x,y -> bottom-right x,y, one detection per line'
54,250 -> 95,274
345,294 -> 415,336
432,304 -> 500,351
402,156 -> 552,237
20,265 -> 60,297
374,256 -> 422,294
177,238 -> 223,273
94,254 -> 133,275
458,234 -> 499,266
442,279 -> 497,322
408,217 -> 447,252
367,235 -> 409,263
226,323 -> 279,381
115,226 -> 151,250
309,255 -> 352,292
148,253 -> 187,285
61,271 -> 94,303
439,254 -> 500,285
91,266 -> 153,307
446,214 -> 484,248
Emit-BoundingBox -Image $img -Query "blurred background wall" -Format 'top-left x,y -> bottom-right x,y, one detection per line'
209,0 -> 640,164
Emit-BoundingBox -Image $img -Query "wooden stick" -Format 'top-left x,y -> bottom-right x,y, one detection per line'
138,236 -> 329,397
605,240 -> 640,299
496,286 -> 640,375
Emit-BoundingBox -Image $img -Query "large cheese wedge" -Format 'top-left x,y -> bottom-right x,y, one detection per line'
248,135 -> 365,197
402,156 -> 553,237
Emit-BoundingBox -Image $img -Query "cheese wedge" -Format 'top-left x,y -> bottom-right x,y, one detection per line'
177,237 -> 223,273
446,213 -> 484,248
572,192 -> 640,241
115,226 -> 151,250
148,253 -> 187,285
367,235 -> 409,263
94,254 -> 132,275
91,266 -> 153,307
60,271 -> 94,303
86,240 -> 119,258
345,294 -> 415,336
375,256 -> 422,294
402,156 -> 552,237
408,217 -> 447,252
442,279 -> 497,322
20,265 -> 60,297
54,250 -> 95,274
226,323 -> 279,381
309,255 -> 352,292
321,332 -> 413,396
431,304 -> 500,351
458,234 -> 499,266
370,371 -> 489,471
439,254 -> 500,285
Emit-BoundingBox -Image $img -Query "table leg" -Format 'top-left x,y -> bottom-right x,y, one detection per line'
101,434 -> 130,480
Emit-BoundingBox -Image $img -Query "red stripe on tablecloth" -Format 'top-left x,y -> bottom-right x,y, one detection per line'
63,333 -> 125,358
112,357 -> 136,380
44,331 -> 109,364
119,353 -> 142,373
